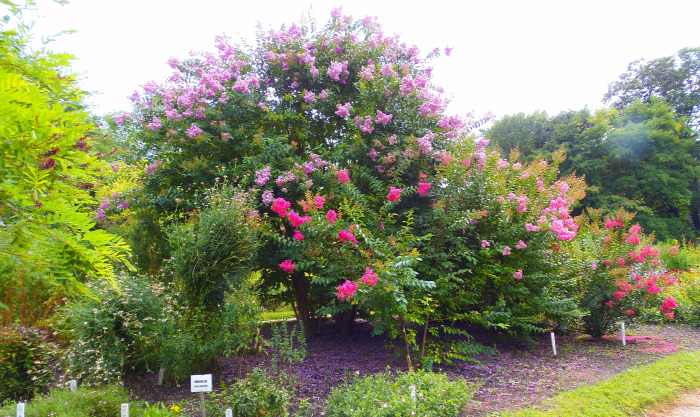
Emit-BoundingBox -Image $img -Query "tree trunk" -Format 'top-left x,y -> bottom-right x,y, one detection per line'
399,314 -> 414,371
291,273 -> 322,337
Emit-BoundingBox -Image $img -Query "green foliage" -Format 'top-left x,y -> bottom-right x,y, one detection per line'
168,182 -> 259,309
663,270 -> 700,327
0,325 -> 56,403
134,401 -> 186,417
657,238 -> 700,270
0,383 -> 130,417
0,260 -> 64,327
269,321 -> 306,371
0,2 -> 133,296
487,100 -> 700,241
324,370 -> 476,417
56,274 -> 177,383
159,288 -> 262,385
208,368 -> 290,417
569,211 -> 678,337
501,350 -> 700,417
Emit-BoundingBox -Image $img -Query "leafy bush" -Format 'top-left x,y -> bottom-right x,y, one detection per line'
208,368 -> 290,417
0,261 -> 64,327
657,239 -> 700,271
134,401 -> 186,417
663,269 -> 700,327
0,384 -> 129,417
269,321 -> 306,371
56,274 -> 178,383
324,370 -> 476,417
569,211 -> 679,337
0,325 -> 56,403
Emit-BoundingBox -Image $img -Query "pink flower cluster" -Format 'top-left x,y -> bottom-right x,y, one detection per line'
255,166 -> 271,186
336,169 -> 350,183
338,229 -> 359,244
326,210 -> 338,225
361,268 -> 378,286
387,186 -> 402,202
271,198 -> 291,217
337,280 -> 358,301
417,182 -> 431,196
280,259 -> 296,273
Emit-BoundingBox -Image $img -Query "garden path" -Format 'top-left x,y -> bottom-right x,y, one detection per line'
649,390 -> 700,417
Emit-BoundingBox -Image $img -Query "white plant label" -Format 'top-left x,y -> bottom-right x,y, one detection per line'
69,379 -> 78,392
16,402 -> 25,417
225,409 -> 233,417
121,403 -> 129,417
551,332 -> 557,356
190,374 -> 213,392
410,384 -> 416,403
621,322 -> 626,346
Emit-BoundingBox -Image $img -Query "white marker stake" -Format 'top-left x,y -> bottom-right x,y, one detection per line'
16,402 -> 25,417
69,379 -> 78,392
121,403 -> 129,417
158,367 -> 166,386
621,322 -> 626,346
225,409 -> 233,417
410,384 -> 416,403
191,374 -> 212,417
551,332 -> 557,356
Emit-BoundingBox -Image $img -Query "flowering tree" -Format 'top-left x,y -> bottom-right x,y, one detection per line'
121,8 -> 463,336
570,210 -> 679,337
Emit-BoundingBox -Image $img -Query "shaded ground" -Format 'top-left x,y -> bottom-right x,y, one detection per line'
123,322 -> 700,416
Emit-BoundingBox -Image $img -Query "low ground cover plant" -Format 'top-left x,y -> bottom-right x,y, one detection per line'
324,370 -> 476,417
0,325 -> 56,403
0,384 -> 129,417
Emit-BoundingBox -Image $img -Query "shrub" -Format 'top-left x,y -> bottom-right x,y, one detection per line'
657,239 -> 700,271
0,384 -> 129,417
663,269 -> 700,327
56,274 -> 178,383
0,325 -> 56,403
324,370 -> 476,417
208,368 -> 290,417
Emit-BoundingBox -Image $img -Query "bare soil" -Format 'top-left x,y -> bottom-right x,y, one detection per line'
123,322 -> 700,416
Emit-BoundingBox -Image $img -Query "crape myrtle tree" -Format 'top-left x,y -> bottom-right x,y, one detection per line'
0,1 -> 132,300
119,9 -> 588,368
121,9 -> 463,336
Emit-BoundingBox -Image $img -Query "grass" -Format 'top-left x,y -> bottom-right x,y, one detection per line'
260,305 -> 296,322
499,349 -> 700,417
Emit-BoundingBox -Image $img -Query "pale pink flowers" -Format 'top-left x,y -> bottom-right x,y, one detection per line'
481,240 -> 490,248
502,246 -> 512,256
516,240 -> 528,249
513,270 -> 523,280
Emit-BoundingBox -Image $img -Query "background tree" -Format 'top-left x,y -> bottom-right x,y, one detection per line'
0,2 -> 132,302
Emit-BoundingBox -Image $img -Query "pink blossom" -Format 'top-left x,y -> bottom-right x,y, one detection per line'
516,240 -> 527,249
336,169 -> 350,183
417,182 -> 431,196
513,270 -> 523,280
338,229 -> 359,244
146,116 -> 162,131
280,259 -> 296,273
288,211 -> 307,228
355,115 -> 374,133
319,90 -> 328,101
271,198 -> 291,217
387,186 -> 403,202
327,60 -> 349,81
110,163 -> 121,173
186,124 -> 203,138
335,102 -> 352,117
304,90 -> 316,103
481,240 -> 491,248
418,131 -> 436,155
315,196 -> 326,210
605,301 -> 615,308
668,246 -> 679,257
375,110 -> 393,125
337,280 -> 358,301
525,223 -> 540,232
293,229 -> 304,241
660,298 -> 678,315
361,268 -> 378,286
326,210 -> 338,225
254,166 -> 271,186
503,246 -> 512,256
262,190 -> 274,206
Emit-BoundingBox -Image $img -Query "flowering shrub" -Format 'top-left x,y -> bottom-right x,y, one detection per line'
570,211 -> 679,337
0,325 -> 56,402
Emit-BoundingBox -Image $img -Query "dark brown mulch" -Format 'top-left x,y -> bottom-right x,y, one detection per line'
122,322 -> 700,416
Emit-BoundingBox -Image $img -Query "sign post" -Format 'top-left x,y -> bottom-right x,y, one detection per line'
550,332 -> 557,356
16,402 -> 25,417
69,379 -> 78,392
191,374 -> 213,417
621,322 -> 626,346
121,403 -> 129,417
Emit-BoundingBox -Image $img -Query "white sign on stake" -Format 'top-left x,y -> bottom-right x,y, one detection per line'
225,409 -> 233,417
621,322 -> 626,346
121,403 -> 129,417
190,374 -> 213,392
551,332 -> 557,356
69,379 -> 78,392
16,402 -> 25,417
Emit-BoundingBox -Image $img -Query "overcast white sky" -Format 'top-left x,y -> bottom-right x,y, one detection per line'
20,0 -> 700,119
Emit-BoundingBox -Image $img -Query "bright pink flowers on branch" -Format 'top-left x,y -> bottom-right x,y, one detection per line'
280,259 -> 296,273
337,280 -> 358,301
387,186 -> 402,202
